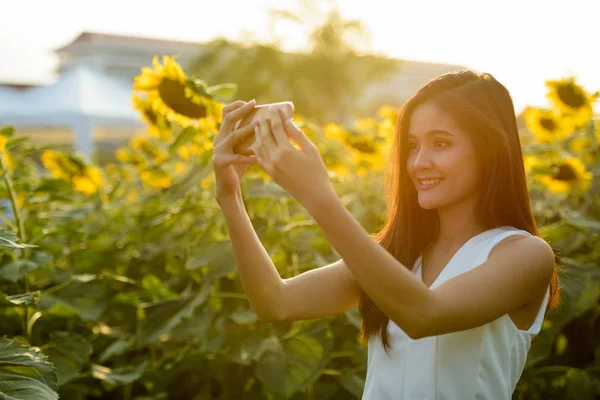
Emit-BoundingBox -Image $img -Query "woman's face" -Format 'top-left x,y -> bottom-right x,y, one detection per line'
406,102 -> 480,210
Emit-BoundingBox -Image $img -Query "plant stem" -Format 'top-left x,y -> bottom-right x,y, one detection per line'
123,383 -> 132,400
0,153 -> 31,340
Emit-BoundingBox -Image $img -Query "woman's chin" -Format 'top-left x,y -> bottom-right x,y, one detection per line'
417,196 -> 442,210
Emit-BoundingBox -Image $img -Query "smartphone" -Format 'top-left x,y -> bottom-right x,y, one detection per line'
232,101 -> 295,155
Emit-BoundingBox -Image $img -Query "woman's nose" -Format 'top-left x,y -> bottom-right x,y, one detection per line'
412,147 -> 433,170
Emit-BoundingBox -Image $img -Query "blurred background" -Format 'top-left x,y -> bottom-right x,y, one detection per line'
1,0 -> 598,157
1,1 -> 599,399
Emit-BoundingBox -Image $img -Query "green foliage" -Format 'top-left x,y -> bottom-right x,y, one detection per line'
187,6 -> 399,124
0,337 -> 58,400
0,71 -> 599,399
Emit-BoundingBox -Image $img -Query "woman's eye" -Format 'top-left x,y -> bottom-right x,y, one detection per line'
435,140 -> 449,148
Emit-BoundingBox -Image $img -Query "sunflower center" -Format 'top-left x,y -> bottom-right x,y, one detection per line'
540,117 -> 557,131
552,163 -> 578,181
158,79 -> 206,119
557,84 -> 586,109
349,139 -> 377,154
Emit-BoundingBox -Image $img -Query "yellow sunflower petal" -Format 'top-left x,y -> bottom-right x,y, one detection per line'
545,78 -> 594,127
72,175 -> 98,195
523,107 -> 574,143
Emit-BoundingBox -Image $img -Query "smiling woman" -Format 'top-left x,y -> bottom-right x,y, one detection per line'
355,70 -> 560,399
216,69 -> 560,400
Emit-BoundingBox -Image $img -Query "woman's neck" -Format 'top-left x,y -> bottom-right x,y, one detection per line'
434,198 -> 489,249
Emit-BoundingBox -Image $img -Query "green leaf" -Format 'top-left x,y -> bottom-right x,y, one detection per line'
255,333 -> 331,398
91,361 -> 147,388
550,274 -> 600,328
189,78 -> 209,95
185,240 -> 236,280
7,136 -> 29,149
337,369 -> 365,398
229,330 -> 264,366
0,252 -> 53,282
34,178 -> 72,194
38,279 -> 108,321
141,274 -> 177,301
1,126 -> 14,137
229,308 -> 258,325
565,369 -> 595,400
0,260 -> 37,283
0,337 -> 58,400
41,331 -> 92,386
0,228 -> 37,250
206,83 -> 237,102
137,287 -> 210,346
561,258 -> 600,278
561,211 -> 600,234
99,336 -> 134,363
170,307 -> 214,341
0,291 -> 41,307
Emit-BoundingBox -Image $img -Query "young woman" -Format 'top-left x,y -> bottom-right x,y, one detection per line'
212,70 -> 560,399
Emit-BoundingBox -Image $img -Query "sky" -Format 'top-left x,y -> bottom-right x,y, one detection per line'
1,0 -> 598,114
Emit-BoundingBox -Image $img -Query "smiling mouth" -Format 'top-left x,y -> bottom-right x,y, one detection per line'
418,178 -> 444,189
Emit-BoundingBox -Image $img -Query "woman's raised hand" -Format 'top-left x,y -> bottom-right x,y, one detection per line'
212,99 -> 259,201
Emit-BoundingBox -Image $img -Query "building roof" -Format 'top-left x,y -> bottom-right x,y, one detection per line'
54,31 -> 204,54
0,83 -> 40,91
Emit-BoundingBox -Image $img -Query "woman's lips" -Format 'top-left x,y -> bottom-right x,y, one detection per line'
418,178 -> 444,191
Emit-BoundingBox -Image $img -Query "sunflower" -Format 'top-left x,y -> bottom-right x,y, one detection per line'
345,131 -> 387,176
41,150 -> 83,179
133,55 -> 216,128
0,135 -> 14,170
132,95 -> 172,142
523,107 -> 574,143
40,150 -> 104,195
546,78 -> 594,127
130,135 -> 169,164
323,122 -> 347,142
377,105 -> 400,122
569,136 -> 596,164
355,117 -> 378,133
115,148 -> 145,166
140,168 -> 173,189
531,156 -> 593,195
176,142 -> 205,161
72,167 -> 104,195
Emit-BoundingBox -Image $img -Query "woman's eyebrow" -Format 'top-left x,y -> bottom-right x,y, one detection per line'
408,129 -> 455,138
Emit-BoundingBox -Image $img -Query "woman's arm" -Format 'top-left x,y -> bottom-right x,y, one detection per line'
218,194 -> 361,323
305,194 -> 554,339
218,194 -> 285,322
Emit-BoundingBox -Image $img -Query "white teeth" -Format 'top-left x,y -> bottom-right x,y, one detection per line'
420,179 -> 443,186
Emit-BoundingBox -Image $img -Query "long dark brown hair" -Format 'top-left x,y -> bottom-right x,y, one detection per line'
359,69 -> 561,353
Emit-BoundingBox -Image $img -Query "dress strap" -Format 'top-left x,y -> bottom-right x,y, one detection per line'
472,227 -> 533,267
475,227 -> 550,335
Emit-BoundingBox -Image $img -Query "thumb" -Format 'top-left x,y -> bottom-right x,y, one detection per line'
285,119 -> 314,152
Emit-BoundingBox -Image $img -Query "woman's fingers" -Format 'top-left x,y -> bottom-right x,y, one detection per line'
251,125 -> 272,167
220,99 -> 256,133
222,121 -> 258,149
257,116 -> 277,149
221,100 -> 246,115
212,153 -> 258,169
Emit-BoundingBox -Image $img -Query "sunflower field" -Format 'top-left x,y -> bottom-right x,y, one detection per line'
1,55 -> 599,399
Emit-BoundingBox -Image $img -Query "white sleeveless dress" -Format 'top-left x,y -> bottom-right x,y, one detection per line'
362,226 -> 551,400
